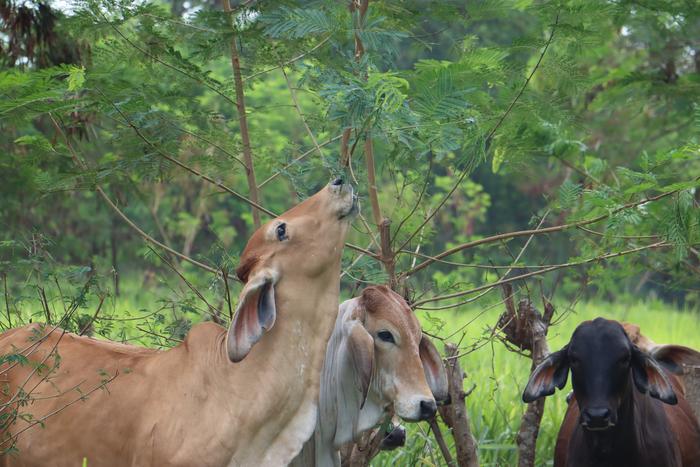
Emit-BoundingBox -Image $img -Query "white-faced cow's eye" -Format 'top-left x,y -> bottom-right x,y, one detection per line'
276,223 -> 289,241
377,330 -> 395,344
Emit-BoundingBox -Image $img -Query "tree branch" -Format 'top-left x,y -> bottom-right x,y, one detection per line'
223,0 -> 261,228
401,190 -> 676,278
412,241 -> 670,308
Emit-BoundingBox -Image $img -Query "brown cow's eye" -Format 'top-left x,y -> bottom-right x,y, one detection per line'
377,330 -> 395,344
276,223 -> 288,241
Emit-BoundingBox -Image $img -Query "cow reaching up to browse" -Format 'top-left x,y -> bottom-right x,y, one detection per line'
292,285 -> 448,467
0,179 -> 357,467
523,317 -> 700,467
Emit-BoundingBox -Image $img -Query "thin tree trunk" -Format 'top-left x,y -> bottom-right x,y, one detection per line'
222,0 -> 261,229
438,343 -> 479,467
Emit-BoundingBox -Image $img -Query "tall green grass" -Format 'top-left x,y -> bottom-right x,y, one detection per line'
373,300 -> 700,466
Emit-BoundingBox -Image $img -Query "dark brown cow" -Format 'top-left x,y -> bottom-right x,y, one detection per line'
523,318 -> 700,467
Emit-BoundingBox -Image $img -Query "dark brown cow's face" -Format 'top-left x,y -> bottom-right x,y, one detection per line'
226,179 -> 357,362
523,318 -> 678,431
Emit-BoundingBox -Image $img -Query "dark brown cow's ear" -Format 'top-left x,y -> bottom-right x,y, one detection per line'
650,345 -> 700,375
226,272 -> 277,362
346,320 -> 374,408
419,334 -> 449,403
632,346 -> 677,405
522,346 -> 569,403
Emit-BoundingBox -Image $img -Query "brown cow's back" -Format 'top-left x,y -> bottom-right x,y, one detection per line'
0,322 -> 228,467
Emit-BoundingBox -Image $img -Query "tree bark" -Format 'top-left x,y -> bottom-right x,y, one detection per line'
438,343 -> 479,467
498,285 -> 554,467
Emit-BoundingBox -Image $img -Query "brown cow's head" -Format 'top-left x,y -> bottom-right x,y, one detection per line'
523,318 -> 678,431
343,286 -> 448,422
226,178 -> 357,362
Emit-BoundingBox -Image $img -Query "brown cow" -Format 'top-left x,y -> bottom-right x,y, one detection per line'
523,318 -> 700,467
292,286 -> 448,466
0,179 -> 357,466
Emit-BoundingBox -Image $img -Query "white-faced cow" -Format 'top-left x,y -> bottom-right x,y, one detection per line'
292,285 -> 448,467
523,317 -> 700,467
0,179 -> 357,467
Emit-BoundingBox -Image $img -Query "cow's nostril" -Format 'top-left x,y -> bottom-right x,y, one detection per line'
332,177 -> 344,186
419,399 -> 437,420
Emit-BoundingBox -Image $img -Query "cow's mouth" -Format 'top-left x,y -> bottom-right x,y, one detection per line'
581,421 -> 615,431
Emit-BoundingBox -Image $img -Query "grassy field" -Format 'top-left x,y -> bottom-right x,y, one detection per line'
5,277 -> 699,466
373,299 -> 700,466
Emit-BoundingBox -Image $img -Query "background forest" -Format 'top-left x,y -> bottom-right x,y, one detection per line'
1,0 -> 699,465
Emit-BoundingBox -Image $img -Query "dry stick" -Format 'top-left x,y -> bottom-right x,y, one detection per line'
395,11 -> 561,256
221,267 -> 234,321
438,343 -> 479,467
412,241 -> 670,308
402,190 -> 676,278
222,0 -> 261,229
428,417 -> 456,467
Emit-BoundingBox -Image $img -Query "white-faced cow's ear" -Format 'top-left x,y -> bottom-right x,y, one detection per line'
419,334 -> 449,403
226,270 -> 277,363
522,345 -> 569,403
650,345 -> 700,375
345,320 -> 374,409
631,345 -> 677,405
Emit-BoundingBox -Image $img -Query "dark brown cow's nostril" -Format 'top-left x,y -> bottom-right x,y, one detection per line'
419,399 -> 437,420
332,177 -> 344,186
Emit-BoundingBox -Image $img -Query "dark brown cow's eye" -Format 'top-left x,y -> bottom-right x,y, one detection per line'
377,330 -> 395,344
276,223 -> 288,241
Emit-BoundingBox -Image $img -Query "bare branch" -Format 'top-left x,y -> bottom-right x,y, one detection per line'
401,191 -> 676,278
412,241 -> 670,308
222,0 -> 262,228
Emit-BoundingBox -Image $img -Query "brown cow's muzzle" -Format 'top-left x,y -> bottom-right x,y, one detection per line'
330,177 -> 358,220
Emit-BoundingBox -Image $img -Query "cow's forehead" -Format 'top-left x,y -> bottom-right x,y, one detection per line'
361,286 -> 421,337
570,318 -> 629,351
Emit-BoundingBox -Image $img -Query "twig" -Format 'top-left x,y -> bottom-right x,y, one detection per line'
282,68 -> 324,160
401,191 -> 676,278
412,241 -> 670,307
79,295 -> 105,336
222,0 -> 262,228
3,272 -> 12,328
244,35 -> 332,82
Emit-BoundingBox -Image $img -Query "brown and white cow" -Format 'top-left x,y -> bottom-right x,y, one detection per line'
523,317 -> 700,467
293,285 -> 448,467
0,179 -> 357,466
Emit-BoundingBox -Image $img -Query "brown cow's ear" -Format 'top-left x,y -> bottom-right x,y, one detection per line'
650,345 -> 700,375
631,346 -> 677,405
346,320 -> 374,408
522,346 -> 569,403
419,334 -> 449,403
226,272 -> 277,363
